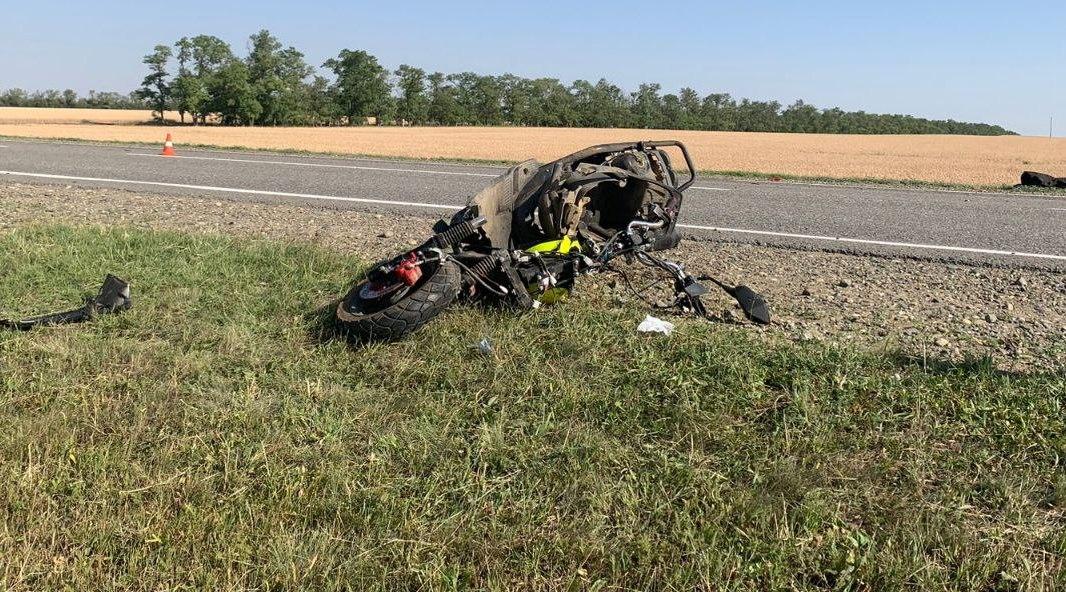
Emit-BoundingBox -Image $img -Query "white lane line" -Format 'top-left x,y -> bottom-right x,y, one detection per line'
126,152 -> 732,191
678,224 -> 1066,262
3,169 -> 1059,262
126,152 -> 500,178
0,170 -> 459,211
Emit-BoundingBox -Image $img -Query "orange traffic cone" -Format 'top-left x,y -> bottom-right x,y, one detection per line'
161,133 -> 176,157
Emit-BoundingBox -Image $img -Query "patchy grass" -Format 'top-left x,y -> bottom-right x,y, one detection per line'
0,225 -> 1063,590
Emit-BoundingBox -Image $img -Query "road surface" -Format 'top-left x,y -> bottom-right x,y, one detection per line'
1,139 -> 1064,270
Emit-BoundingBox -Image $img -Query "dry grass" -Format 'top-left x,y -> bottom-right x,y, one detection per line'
2,108 -> 1064,185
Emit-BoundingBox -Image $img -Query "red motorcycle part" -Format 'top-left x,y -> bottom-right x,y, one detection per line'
393,253 -> 423,286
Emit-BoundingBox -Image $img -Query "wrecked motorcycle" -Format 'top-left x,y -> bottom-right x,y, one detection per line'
335,141 -> 769,341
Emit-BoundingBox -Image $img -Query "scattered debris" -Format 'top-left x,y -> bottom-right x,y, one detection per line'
637,315 -> 675,335
1018,171 -> 1066,189
1,275 -> 131,331
475,338 -> 494,355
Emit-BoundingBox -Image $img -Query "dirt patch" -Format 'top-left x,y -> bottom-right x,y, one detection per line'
1,182 -> 1063,371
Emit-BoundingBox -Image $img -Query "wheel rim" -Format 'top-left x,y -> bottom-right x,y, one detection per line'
343,260 -> 438,316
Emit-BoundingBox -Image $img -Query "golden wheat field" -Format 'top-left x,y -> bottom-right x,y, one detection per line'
2,107 -> 1064,186
0,107 -> 183,124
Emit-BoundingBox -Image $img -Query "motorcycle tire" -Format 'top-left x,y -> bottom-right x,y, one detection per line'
335,259 -> 461,341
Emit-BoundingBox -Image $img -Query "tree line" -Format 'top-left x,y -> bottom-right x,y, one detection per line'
0,88 -> 143,110
3,29 -> 1015,135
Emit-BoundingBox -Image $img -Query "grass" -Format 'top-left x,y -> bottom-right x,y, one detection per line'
0,225 -> 1063,590
3,117 -> 1066,186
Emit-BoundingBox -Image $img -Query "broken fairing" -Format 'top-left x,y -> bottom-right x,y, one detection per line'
334,141 -> 771,342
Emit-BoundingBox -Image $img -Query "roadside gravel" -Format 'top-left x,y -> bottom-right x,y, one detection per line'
2,182 -> 1063,372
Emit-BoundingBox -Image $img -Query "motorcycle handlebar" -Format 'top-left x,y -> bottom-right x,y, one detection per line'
640,140 -> 697,192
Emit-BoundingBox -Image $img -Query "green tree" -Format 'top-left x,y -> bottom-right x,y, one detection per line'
570,79 -> 596,127
678,87 -> 702,130
1,88 -> 29,106
736,99 -> 781,132
630,83 -> 664,129
471,75 -> 502,125
700,93 -> 737,131
184,35 -> 235,124
246,30 -> 313,125
427,72 -> 460,125
189,35 -> 234,78
782,100 -> 819,133
207,61 -> 261,125
170,37 -> 197,123
323,49 -> 392,125
446,72 -> 479,124
527,78 -> 574,127
572,79 -> 629,128
136,44 -> 172,121
303,75 -> 340,125
394,65 -> 429,125
172,76 -> 208,125
498,74 -> 532,125
662,93 -> 682,129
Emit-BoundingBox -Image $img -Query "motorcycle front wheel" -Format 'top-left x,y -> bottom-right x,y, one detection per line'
335,259 -> 461,342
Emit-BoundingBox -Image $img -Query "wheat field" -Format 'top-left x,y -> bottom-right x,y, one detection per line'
2,107 -> 1064,186
0,106 -> 183,124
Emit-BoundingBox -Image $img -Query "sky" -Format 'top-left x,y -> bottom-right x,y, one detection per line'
1,0 -> 1063,136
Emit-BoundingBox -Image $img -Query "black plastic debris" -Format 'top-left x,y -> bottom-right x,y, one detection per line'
1,275 -> 132,331
1019,171 -> 1066,188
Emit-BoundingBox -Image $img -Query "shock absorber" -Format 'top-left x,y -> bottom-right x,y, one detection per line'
429,216 -> 487,249
468,255 -> 498,278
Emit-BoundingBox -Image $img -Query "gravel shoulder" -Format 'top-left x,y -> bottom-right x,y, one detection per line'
2,182 -> 1063,371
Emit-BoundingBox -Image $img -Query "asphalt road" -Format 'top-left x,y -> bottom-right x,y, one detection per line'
2,139 -> 1064,270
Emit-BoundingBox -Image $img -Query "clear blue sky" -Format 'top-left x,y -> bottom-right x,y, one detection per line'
2,0 -> 1062,135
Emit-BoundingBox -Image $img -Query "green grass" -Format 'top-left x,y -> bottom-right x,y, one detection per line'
0,225 -> 1063,591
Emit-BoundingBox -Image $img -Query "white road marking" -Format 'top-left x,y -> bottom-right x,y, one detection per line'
126,152 -> 500,178
678,224 -> 1066,262
0,170 -> 458,211
126,152 -> 732,191
2,169 -> 1060,262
